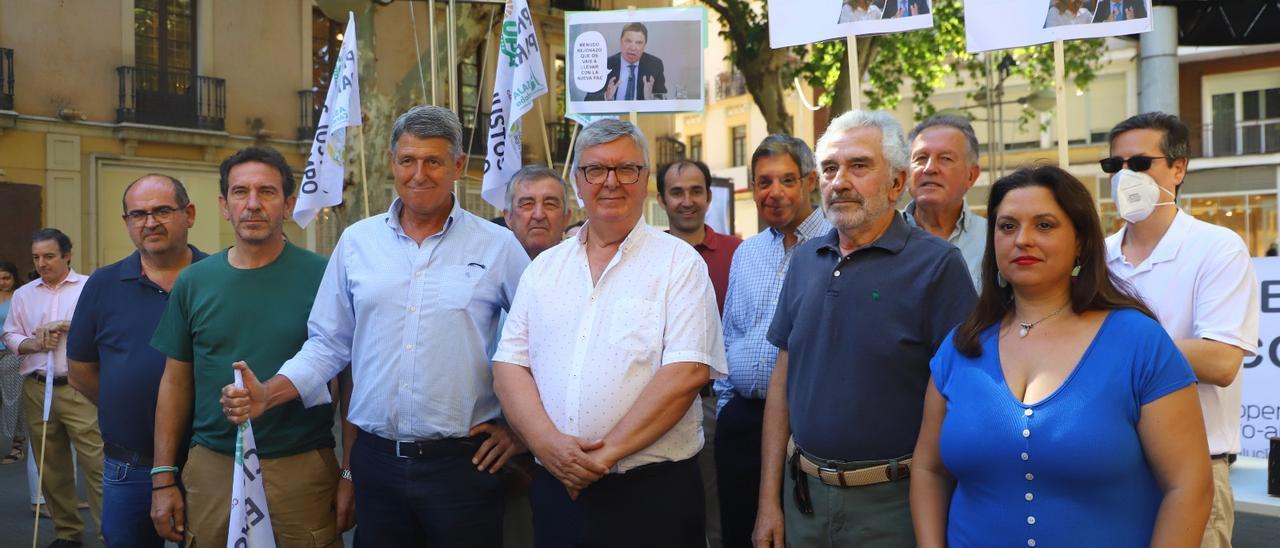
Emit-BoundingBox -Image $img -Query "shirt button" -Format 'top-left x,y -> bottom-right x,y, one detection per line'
415,271 -> 423,277
833,270 -> 841,277
405,344 -> 414,350
1025,473 -> 1034,481
1028,540 -> 1036,547
409,305 -> 417,312
1024,408 -> 1033,417
1022,429 -> 1031,438
1021,452 -> 1029,461
1025,492 -> 1034,501
1027,516 -> 1036,525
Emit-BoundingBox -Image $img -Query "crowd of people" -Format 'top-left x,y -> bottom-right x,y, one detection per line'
0,104 -> 1259,548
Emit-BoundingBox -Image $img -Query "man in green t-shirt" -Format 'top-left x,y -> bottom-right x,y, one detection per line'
149,147 -> 344,547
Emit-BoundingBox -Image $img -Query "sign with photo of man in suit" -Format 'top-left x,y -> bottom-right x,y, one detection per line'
566,6 -> 704,114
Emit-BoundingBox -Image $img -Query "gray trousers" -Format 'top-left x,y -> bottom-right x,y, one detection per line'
783,470 -> 915,548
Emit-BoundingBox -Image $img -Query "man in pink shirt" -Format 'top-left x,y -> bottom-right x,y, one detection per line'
2,228 -> 103,547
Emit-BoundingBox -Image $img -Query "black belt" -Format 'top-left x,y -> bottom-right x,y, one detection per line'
1210,453 -> 1237,465
358,429 -> 485,459
103,440 -> 153,467
28,372 -> 67,386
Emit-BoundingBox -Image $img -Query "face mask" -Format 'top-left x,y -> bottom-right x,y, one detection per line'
1110,169 -> 1176,223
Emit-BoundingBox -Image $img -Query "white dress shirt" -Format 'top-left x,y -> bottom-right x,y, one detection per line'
279,197 -> 529,441
1106,210 -> 1260,455
494,219 -> 728,473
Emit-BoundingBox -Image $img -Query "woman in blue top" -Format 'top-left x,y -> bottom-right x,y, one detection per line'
910,166 -> 1212,547
0,260 -> 25,464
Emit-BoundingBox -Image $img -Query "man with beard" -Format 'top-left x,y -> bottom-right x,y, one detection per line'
149,147 -> 342,546
715,134 -> 829,548
751,111 -> 976,547
67,174 -> 206,547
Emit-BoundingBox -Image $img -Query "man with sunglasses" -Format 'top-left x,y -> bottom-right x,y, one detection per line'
493,119 -> 727,547
66,174 -> 206,547
1102,112 -> 1259,548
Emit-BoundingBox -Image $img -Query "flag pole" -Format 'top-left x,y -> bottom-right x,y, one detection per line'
1053,40 -> 1069,169
428,0 -> 439,105
31,421 -> 48,548
562,121 -> 579,181
358,125 -> 371,218
846,36 -> 861,110
536,102 -> 555,166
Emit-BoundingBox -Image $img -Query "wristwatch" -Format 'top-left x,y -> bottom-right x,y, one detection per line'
340,468 -> 352,481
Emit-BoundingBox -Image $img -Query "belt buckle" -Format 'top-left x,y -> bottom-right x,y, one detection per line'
395,441 -> 412,459
817,464 -> 847,487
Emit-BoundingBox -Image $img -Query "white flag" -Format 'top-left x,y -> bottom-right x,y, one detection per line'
227,369 -> 275,548
481,0 -> 549,210
41,351 -> 53,422
295,12 -> 362,228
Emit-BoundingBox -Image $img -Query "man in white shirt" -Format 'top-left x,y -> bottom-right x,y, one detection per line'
1103,112 -> 1259,548
493,119 -> 727,548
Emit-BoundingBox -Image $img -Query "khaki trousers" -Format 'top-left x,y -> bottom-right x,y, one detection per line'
1200,458 -> 1234,548
22,377 -> 104,542
182,443 -> 342,547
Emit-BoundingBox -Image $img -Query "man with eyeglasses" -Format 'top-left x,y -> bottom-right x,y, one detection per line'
493,119 -> 727,547
65,174 -> 206,547
902,115 -> 987,289
1102,112 -> 1258,548
715,134 -> 829,548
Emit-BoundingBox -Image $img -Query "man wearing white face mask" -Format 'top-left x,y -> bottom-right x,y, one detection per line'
1102,112 -> 1259,548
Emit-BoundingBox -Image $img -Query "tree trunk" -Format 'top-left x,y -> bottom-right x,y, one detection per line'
741,56 -> 792,135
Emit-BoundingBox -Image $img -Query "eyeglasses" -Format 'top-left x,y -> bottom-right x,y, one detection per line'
578,164 -> 646,185
1099,155 -> 1169,174
123,206 -> 179,225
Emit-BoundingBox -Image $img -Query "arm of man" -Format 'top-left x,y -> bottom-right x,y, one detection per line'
1178,244 -> 1258,387
493,361 -> 607,497
336,366 -> 356,533
67,360 -> 100,404
910,379 -> 955,548
1139,385 -> 1213,547
586,361 -> 709,469
151,357 -> 195,543
753,350 -> 790,548
1175,339 -> 1245,388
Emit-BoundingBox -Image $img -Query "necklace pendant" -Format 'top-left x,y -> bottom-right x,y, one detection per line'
1018,323 -> 1031,338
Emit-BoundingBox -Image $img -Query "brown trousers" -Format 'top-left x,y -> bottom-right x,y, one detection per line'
182,443 -> 342,547
22,377 -> 104,542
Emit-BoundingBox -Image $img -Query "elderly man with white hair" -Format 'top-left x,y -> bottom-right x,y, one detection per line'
751,110 -> 977,547
493,118 -> 727,548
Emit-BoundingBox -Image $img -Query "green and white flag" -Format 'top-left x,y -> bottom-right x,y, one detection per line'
481,0 -> 549,210
227,369 -> 274,547
295,12 -> 362,228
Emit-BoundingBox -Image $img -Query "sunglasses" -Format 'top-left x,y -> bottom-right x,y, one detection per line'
1099,155 -> 1169,174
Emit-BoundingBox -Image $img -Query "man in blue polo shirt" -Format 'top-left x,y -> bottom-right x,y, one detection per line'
67,174 -> 206,548
752,110 -> 976,547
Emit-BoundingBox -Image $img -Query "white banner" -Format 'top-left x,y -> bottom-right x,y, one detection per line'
769,1 -> 934,49
964,0 -> 1153,53
226,369 -> 275,548
295,13 -> 362,228
481,0 -> 549,210
1241,257 -> 1280,458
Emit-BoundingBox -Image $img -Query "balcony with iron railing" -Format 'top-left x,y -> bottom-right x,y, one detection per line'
117,65 -> 225,131
1201,121 -> 1280,158
547,120 -> 574,163
715,70 -> 748,103
1,47 -> 13,111
298,89 -> 317,141
656,135 -> 687,168
461,111 -> 492,157
551,0 -> 601,10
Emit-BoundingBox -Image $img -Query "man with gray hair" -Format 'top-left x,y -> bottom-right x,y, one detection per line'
219,105 -> 530,547
503,165 -> 572,259
903,114 -> 988,288
715,133 -> 830,548
753,111 -> 976,547
493,119 -> 727,547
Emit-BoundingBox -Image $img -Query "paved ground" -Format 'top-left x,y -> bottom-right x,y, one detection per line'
2,445 -> 1277,547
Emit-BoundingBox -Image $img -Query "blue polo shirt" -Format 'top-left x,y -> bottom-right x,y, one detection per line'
767,214 -> 976,461
67,247 -> 208,455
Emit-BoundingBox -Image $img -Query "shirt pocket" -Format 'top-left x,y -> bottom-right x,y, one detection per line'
607,298 -> 662,354
436,264 -> 486,310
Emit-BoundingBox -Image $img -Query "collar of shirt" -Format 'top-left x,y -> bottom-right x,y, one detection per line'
576,217 -> 650,256
766,207 -> 830,245
384,195 -> 461,241
119,246 -> 210,286
1106,209 -> 1192,271
38,270 -> 87,291
817,212 -> 911,257
902,199 -> 979,244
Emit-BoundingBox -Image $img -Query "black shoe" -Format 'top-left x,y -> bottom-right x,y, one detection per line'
46,539 -> 82,548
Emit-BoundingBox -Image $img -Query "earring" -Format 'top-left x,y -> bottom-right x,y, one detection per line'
996,271 -> 1008,288
1071,261 -> 1081,278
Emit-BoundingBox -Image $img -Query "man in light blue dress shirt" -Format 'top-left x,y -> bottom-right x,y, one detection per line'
714,134 -> 831,548
218,106 -> 530,547
901,115 -> 988,289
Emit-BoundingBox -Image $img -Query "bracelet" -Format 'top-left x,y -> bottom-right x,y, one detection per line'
340,468 -> 352,481
152,483 -> 179,491
150,465 -> 179,476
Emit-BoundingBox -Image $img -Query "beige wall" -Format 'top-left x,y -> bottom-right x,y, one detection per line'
212,0 -> 310,138
0,0 -> 125,120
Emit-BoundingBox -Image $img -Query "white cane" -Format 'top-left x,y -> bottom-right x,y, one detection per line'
31,348 -> 54,548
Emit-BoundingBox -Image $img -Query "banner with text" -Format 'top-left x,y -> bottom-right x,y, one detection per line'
295,12 -> 362,228
481,0 -> 549,211
226,369 -> 275,547
1241,257 -> 1280,458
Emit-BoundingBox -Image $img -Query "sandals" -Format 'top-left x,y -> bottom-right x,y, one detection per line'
0,443 -> 22,465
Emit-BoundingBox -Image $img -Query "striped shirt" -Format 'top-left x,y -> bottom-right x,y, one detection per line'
716,208 -> 831,414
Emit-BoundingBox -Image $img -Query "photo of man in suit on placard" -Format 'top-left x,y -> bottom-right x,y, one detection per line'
882,0 -> 930,18
585,22 -> 667,101
1092,0 -> 1147,23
